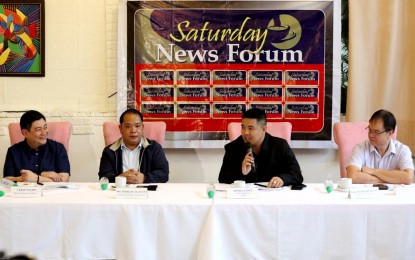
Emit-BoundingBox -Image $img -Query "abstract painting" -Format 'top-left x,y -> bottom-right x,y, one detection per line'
0,0 -> 45,76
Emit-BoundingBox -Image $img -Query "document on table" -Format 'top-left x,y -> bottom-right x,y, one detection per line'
215,183 -> 282,191
254,182 -> 284,191
43,183 -> 79,190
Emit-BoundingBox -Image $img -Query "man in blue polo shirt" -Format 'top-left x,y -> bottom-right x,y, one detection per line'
3,110 -> 70,182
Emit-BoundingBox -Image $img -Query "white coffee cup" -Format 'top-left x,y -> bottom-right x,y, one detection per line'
232,180 -> 246,188
115,176 -> 127,188
338,178 -> 352,189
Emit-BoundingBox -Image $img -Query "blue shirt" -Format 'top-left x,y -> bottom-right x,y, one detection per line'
3,139 -> 70,177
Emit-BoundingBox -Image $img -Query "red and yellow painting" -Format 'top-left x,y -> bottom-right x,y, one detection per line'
0,0 -> 44,76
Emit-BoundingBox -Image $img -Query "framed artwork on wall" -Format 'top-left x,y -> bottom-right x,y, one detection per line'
0,0 -> 45,77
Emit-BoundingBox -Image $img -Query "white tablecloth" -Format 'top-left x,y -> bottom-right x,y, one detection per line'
1,183 -> 415,259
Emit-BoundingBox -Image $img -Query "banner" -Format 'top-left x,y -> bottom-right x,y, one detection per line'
118,0 -> 341,148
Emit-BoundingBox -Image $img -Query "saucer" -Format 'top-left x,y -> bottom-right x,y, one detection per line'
336,187 -> 351,192
336,184 -> 374,192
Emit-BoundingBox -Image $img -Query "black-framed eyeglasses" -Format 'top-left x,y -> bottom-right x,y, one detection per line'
365,126 -> 389,136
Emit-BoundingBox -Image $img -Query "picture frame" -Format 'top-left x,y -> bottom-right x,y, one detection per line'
0,0 -> 45,77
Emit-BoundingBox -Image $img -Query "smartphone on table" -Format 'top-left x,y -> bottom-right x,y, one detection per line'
373,184 -> 388,190
291,184 -> 307,190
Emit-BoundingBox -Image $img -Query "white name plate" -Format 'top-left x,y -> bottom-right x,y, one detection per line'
348,187 -> 380,199
116,187 -> 148,199
227,187 -> 258,199
11,186 -> 43,198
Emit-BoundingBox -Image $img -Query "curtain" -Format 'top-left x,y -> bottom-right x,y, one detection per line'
348,0 -> 415,151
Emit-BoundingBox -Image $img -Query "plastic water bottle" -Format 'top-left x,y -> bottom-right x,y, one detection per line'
207,183 -> 215,198
99,177 -> 109,190
0,178 -> 16,189
325,175 -> 334,193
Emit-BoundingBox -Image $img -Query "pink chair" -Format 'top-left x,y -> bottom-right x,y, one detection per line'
8,122 -> 72,152
333,122 -> 397,178
228,122 -> 292,144
103,121 -> 167,146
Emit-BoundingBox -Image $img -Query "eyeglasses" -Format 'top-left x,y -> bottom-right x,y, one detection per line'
365,126 -> 389,136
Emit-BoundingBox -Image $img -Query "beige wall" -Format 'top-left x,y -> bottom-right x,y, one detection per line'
0,0 -> 341,184
0,0 -> 118,112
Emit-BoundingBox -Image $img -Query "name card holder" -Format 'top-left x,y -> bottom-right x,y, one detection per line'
116,187 -> 148,199
11,186 -> 43,198
227,187 -> 258,199
348,187 -> 380,199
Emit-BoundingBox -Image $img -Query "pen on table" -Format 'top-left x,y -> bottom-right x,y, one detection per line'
254,183 -> 268,188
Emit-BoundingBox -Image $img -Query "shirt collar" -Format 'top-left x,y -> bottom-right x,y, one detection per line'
120,139 -> 142,152
369,139 -> 396,156
24,139 -> 46,152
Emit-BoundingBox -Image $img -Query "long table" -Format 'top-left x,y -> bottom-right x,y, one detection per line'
1,183 -> 415,259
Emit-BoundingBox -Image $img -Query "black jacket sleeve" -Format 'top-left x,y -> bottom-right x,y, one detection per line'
218,137 -> 247,184
270,139 -> 303,185
98,147 -> 119,183
140,141 -> 169,183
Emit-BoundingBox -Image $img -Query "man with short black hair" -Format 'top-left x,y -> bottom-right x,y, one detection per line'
347,109 -> 414,184
3,110 -> 70,182
218,108 -> 303,188
98,108 -> 169,184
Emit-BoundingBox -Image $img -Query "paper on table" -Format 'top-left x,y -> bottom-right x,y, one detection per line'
215,183 -> 257,191
336,184 -> 374,192
43,183 -> 79,190
254,182 -> 284,191
215,183 -> 282,191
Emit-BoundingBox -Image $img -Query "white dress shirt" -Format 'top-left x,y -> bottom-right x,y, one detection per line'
349,139 -> 414,171
121,139 -> 142,172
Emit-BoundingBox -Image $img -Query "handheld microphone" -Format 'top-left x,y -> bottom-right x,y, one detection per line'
245,142 -> 256,173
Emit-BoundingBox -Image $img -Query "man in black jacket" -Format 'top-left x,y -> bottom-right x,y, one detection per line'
218,108 -> 303,188
98,109 -> 169,183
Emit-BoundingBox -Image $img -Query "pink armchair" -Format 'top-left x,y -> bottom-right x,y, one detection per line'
333,122 -> 397,178
103,121 -> 166,146
228,122 -> 292,144
8,122 -> 72,152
